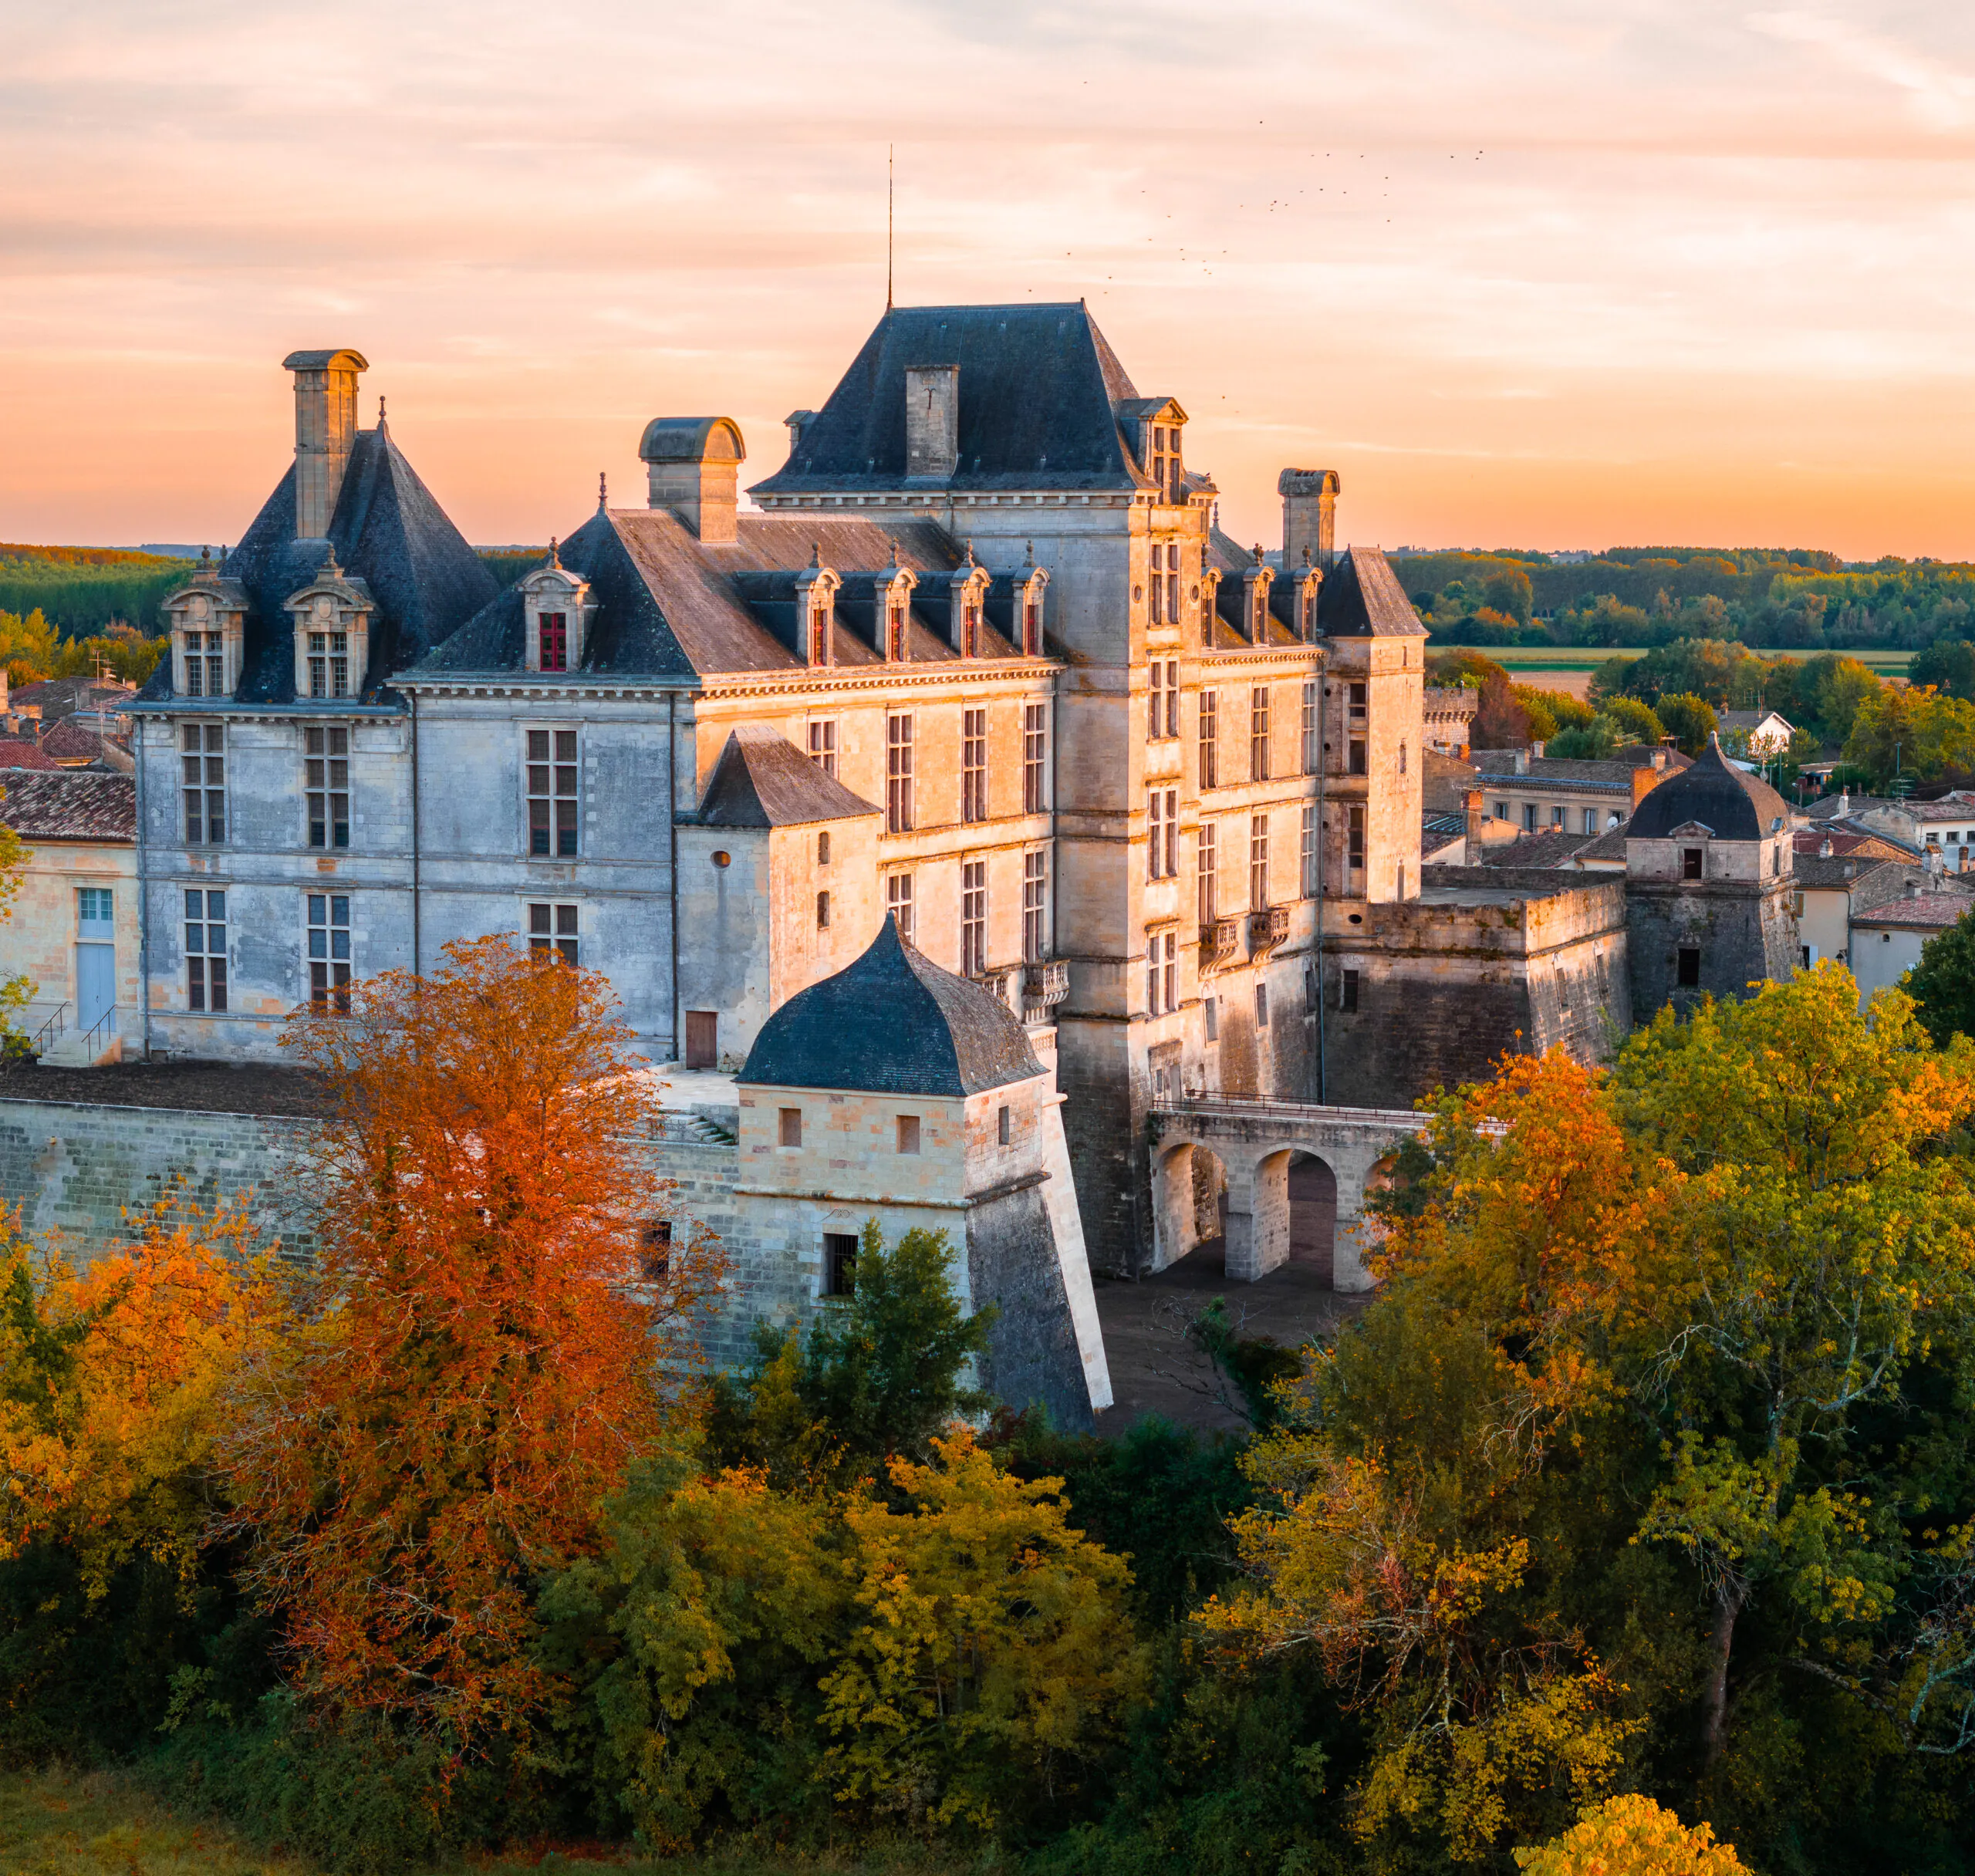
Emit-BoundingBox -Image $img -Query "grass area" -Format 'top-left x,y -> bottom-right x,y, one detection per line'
0,1766 -> 992,1876
1473,644 -> 1913,674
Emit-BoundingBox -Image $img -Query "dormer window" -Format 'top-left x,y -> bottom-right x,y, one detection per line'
1010,553 -> 1049,656
794,550 -> 842,670
888,593 -> 908,660
282,551 -> 372,704
1252,583 -> 1268,640
962,592 -> 981,659
1143,407 -> 1187,504
950,552 -> 991,659
519,546 -> 594,677
538,613 -> 568,673
164,555 -> 246,701
1023,592 -> 1042,654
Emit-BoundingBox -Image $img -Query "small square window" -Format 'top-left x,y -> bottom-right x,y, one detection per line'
896,1114 -> 920,1155
1677,946 -> 1701,987
824,1230 -> 859,1297
778,1107 -> 802,1148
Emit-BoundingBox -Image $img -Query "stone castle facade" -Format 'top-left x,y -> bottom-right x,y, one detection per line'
127,310 -> 1798,1279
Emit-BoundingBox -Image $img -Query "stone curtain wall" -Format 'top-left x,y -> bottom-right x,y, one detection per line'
0,1097 -> 324,1263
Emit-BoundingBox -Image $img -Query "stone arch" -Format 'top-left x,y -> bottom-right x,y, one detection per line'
1287,1150 -> 1339,1279
1150,1136 -> 1231,1273
1230,1148 -> 1295,1280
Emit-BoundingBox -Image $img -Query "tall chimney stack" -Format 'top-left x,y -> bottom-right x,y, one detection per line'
904,365 -> 960,479
639,417 -> 746,544
282,349 -> 368,541
1278,468 -> 1340,572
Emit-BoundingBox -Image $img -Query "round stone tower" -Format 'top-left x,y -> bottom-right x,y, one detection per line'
1624,736 -> 1799,1021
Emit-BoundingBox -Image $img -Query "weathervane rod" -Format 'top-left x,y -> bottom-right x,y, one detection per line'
886,143 -> 893,311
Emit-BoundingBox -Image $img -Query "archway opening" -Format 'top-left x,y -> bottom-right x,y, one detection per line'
1287,1150 -> 1339,1287
1151,1139 -> 1230,1274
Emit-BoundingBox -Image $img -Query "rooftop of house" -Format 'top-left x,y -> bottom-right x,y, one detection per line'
1892,791 -> 1975,824
39,717 -> 124,764
1416,864 -> 1626,904
1851,884 -> 1975,930
0,768 -> 135,840
1717,709 -> 1793,731
10,677 -> 137,720
1422,749 -> 1478,815
1793,826 -> 1912,864
750,302 -> 1182,498
1470,745 -> 1692,792
698,727 -> 882,828
0,739 -> 64,771
135,422 -> 498,710
741,916 -> 1044,1098
1628,737 -> 1791,842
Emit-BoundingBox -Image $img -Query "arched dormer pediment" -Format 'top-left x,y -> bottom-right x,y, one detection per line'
1274,558 -> 1322,643
794,548 -> 843,668
283,549 -> 374,700
1668,820 -> 1717,841
949,548 -> 992,658
1013,556 -> 1049,656
163,550 -> 248,700
876,556 -> 917,662
519,546 -> 596,674
1239,552 -> 1274,645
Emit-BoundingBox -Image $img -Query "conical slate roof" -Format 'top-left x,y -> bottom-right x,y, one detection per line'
741,916 -> 1044,1097
1629,735 -> 1790,842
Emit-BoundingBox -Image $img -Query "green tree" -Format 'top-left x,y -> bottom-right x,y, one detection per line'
1904,905 -> 1975,1046
1912,638 -> 1975,703
1655,692 -> 1718,756
1484,566 -> 1534,625
1602,695 -> 1664,745
707,1221 -> 994,1490
1844,685 -> 1975,787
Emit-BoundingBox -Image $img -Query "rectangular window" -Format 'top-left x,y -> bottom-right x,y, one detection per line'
1251,686 -> 1271,781
808,719 -> 838,778
1021,592 -> 1042,657
1146,660 -> 1180,740
1300,804 -> 1318,897
896,1114 -> 920,1155
1342,967 -> 1359,1013
181,724 -> 225,845
1150,546 -> 1166,626
640,1219 -> 672,1283
778,1106 -> 802,1147
77,886 -> 113,930
1524,803 -> 1539,832
998,1103 -> 1011,1146
1166,545 -> 1182,624
305,726 -> 349,850
1022,704 -> 1048,813
887,714 -> 915,832
527,728 -> 579,857
1494,800 -> 1509,820
1683,846 -> 1703,879
1301,681 -> 1319,774
817,889 -> 831,929
961,859 -> 988,977
1347,804 -> 1366,876
306,892 -> 352,1014
962,709 -> 988,822
1582,808 -> 1597,835
1022,849 -> 1048,962
887,870 -> 915,946
1147,788 -> 1179,880
1146,927 -> 1177,1015
1349,737 -> 1368,777
1250,812 -> 1269,911
184,889 -> 227,1012
1551,805 -> 1566,828
527,901 -> 579,965
1198,689 -> 1218,789
538,612 -> 568,673
1677,946 -> 1702,987
1197,820 -> 1217,926
1349,680 -> 1367,723
1204,994 -> 1218,1041
307,628 -> 350,698
824,1230 -> 859,1297
1254,980 -> 1269,1029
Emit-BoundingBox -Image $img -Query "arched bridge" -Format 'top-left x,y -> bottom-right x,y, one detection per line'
1147,1095 -> 1428,1293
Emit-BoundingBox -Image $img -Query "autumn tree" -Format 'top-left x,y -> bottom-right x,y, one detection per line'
1515,1794 -> 1749,1875
221,936 -> 715,1739
1905,904 -> 1975,1046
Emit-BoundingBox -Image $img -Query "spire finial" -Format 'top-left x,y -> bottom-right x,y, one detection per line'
809,541 -> 822,569
548,536 -> 561,569
377,393 -> 387,428
598,470 -> 607,511
322,544 -> 341,577
886,143 -> 894,312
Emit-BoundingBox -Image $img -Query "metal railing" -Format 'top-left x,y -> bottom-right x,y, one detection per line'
78,1004 -> 118,1058
1163,1086 -> 1428,1128
31,1003 -> 68,1054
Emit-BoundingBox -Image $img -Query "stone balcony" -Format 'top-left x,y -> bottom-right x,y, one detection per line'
1199,916 -> 1241,971
1021,959 -> 1069,1021
1247,904 -> 1290,958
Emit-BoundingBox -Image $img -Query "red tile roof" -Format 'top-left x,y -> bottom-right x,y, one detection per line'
0,738 -> 63,771
0,769 -> 135,840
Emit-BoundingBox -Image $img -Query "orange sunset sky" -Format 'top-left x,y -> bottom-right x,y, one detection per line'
5,2 -> 1975,561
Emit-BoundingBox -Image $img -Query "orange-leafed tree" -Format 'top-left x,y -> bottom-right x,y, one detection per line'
220,936 -> 714,1739
2,1196 -> 275,1594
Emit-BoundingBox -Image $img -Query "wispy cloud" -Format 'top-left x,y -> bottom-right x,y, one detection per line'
1748,10 -> 1975,130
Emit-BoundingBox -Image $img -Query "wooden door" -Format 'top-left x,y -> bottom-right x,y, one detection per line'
684,1010 -> 717,1069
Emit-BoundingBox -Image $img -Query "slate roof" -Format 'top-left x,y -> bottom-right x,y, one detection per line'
1794,852 -> 1902,891
741,916 -> 1045,1098
698,727 -> 882,827
136,423 -> 497,709
417,508 -> 1005,681
0,769 -> 135,839
1317,547 -> 1426,638
0,739 -> 62,771
10,677 -> 137,720
750,302 -> 1156,497
1471,747 -> 1691,791
1629,737 -> 1791,842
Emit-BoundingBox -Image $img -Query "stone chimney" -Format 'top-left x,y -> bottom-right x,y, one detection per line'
904,366 -> 960,478
1464,788 -> 1485,862
1819,837 -> 1833,858
282,349 -> 368,541
1632,764 -> 1667,812
639,417 -> 746,545
1531,739 -> 1546,761
1278,469 -> 1340,572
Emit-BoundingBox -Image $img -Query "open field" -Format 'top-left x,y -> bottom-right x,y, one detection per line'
0,1766 -> 985,1876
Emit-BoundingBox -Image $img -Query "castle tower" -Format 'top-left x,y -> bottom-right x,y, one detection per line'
1623,737 -> 1798,1021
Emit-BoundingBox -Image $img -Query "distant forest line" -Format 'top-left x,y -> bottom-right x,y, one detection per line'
1393,544 -> 1975,654
0,545 -> 546,638
5,538 -> 1970,658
